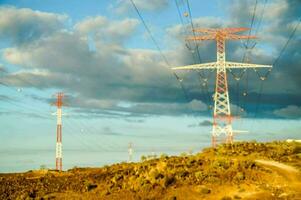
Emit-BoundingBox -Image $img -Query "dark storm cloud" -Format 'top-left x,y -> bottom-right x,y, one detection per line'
101,126 -> 123,136
0,94 -> 13,102
199,120 -> 213,126
188,120 -> 213,128
227,0 -> 301,90
273,105 -> 301,119
124,118 -> 145,123
68,97 -> 207,116
0,7 -> 67,45
0,64 -> 7,74
0,110 -> 49,119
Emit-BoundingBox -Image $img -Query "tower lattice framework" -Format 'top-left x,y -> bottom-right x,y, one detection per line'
53,92 -> 64,171
172,28 -> 272,147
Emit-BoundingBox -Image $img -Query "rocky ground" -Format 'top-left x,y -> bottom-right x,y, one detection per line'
1,141 -> 301,200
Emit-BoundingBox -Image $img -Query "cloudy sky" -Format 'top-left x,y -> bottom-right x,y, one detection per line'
0,0 -> 300,172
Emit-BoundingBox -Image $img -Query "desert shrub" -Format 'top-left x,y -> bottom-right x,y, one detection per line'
180,152 -> 188,157
195,171 -> 205,182
187,157 -> 197,165
141,155 -> 147,162
162,175 -> 175,188
206,175 -> 220,184
234,172 -> 245,181
147,154 -> 157,160
293,144 -> 301,154
40,165 -> 47,170
211,159 -> 231,170
160,153 -> 168,159
177,170 -> 189,179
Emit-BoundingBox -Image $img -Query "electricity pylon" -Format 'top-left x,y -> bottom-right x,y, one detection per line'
128,142 -> 133,162
52,92 -> 65,171
172,28 -> 272,147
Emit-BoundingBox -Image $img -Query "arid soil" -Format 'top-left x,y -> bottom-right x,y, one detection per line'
1,141 -> 301,200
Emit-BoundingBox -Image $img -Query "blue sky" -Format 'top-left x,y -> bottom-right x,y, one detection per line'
0,0 -> 300,172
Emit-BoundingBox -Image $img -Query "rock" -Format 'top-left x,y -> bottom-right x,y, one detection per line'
278,192 -> 289,198
169,196 -> 177,200
195,185 -> 211,194
220,196 -> 232,200
87,183 -> 97,191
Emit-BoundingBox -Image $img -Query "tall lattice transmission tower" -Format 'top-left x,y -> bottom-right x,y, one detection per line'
172,28 -> 272,147
52,92 -> 65,171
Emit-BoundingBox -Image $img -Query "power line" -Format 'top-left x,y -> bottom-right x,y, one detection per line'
68,116 -> 116,150
1,70 -> 125,152
129,0 -> 191,102
249,17 -> 300,132
253,0 -> 268,36
129,0 -> 170,66
0,90 -> 51,119
245,0 -> 258,49
237,0 -> 260,129
273,17 -> 301,66
228,0 -> 259,81
179,0 -> 212,110
175,0 -> 185,26
64,119 -> 110,152
186,0 -> 202,63
1,67 -> 132,154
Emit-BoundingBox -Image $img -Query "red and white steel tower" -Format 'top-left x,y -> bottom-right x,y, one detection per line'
53,92 -> 64,171
172,28 -> 272,147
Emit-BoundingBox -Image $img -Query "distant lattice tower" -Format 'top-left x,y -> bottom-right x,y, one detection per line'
128,142 -> 133,162
172,28 -> 272,147
52,92 -> 65,171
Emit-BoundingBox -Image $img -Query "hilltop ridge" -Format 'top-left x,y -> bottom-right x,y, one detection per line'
1,141 -> 301,200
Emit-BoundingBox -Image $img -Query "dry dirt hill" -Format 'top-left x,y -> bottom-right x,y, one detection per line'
1,141 -> 301,200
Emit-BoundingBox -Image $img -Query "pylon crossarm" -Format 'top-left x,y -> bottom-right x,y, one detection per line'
221,27 -> 250,33
192,28 -> 217,33
172,62 -> 217,70
225,62 -> 272,69
226,34 -> 257,40
232,130 -> 248,134
193,28 -> 250,34
186,35 -> 216,41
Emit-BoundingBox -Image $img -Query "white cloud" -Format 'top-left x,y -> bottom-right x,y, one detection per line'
110,0 -> 169,14
74,16 -> 139,43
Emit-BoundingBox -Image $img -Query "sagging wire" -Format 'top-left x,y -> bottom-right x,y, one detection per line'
129,0 -> 191,103
184,0 -> 213,110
